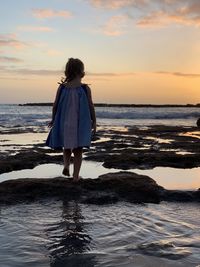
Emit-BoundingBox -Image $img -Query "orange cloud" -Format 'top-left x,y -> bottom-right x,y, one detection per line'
46,49 -> 62,56
0,34 -> 28,49
17,25 -> 54,32
1,67 -> 200,79
89,0 -> 200,28
100,15 -> 128,36
88,72 -> 136,76
136,10 -> 200,28
89,0 -> 147,9
32,8 -> 72,19
155,71 -> 200,78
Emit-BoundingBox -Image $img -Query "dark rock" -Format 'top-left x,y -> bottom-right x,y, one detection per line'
0,151 -> 63,174
0,171 -> 199,206
0,172 -> 162,205
102,152 -> 200,169
160,190 -> 195,202
1,125 -> 199,174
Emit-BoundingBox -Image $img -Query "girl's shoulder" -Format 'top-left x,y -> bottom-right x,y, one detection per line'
81,83 -> 91,95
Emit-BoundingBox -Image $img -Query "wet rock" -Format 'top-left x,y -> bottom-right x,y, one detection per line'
0,151 -> 63,174
160,190 -> 195,202
85,125 -> 200,169
101,151 -> 200,169
0,172 -> 162,205
0,171 -> 199,206
1,125 -> 199,174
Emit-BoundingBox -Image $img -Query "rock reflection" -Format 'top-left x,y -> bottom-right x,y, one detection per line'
46,200 -> 96,267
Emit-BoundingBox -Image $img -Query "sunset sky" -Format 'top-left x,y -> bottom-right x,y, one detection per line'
1,0 -> 200,104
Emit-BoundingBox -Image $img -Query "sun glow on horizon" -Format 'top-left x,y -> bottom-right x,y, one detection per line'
0,0 -> 200,104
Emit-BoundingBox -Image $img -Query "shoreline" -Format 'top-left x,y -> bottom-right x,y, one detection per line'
0,123 -> 199,204
1,125 -> 199,171
0,171 -> 199,205
18,102 -> 200,108
0,125 -> 199,194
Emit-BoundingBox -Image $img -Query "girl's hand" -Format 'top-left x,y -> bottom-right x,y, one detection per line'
48,120 -> 54,128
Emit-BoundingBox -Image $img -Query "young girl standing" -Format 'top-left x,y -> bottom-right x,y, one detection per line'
46,58 -> 96,182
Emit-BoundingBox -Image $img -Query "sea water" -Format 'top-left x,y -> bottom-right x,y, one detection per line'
0,104 -> 200,266
0,200 -> 200,267
0,104 -> 199,127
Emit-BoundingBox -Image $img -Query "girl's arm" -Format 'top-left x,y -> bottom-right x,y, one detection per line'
86,85 -> 96,133
48,85 -> 62,127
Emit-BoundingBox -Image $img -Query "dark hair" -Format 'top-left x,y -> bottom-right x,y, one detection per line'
63,58 -> 84,82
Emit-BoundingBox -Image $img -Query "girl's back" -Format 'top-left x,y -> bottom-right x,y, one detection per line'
46,57 -> 96,182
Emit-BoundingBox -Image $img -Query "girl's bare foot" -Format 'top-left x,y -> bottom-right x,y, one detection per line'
72,176 -> 82,182
62,167 -> 70,176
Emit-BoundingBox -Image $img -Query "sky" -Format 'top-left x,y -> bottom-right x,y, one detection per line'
0,0 -> 200,104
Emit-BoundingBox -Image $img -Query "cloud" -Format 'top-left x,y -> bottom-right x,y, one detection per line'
89,0 -> 147,9
0,34 -> 28,49
10,68 -> 61,76
100,15 -> 128,36
32,8 -> 72,19
155,71 -> 200,78
88,71 -> 136,76
0,65 -> 58,76
46,49 -> 62,56
17,26 -> 54,32
1,66 -> 200,79
88,0 -> 200,28
0,67 -> 135,77
136,10 -> 200,28
0,56 -> 23,63
90,70 -> 200,78
136,1 -> 200,28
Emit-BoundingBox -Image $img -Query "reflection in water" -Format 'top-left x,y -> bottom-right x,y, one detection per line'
45,200 -> 97,267
0,201 -> 200,266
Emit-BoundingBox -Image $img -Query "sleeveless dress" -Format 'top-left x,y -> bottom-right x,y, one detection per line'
46,84 -> 92,149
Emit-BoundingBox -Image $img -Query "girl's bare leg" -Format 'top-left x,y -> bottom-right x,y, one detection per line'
63,149 -> 72,176
72,147 -> 83,181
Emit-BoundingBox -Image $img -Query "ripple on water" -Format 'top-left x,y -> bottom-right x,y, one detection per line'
0,201 -> 200,267
132,240 -> 192,260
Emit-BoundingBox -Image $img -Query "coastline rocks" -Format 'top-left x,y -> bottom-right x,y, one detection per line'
0,172 -> 199,206
101,152 -> 200,169
0,151 -> 63,174
0,125 -> 199,174
0,172 -> 162,205
84,125 -> 200,170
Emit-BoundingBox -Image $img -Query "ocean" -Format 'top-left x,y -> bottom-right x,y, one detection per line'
0,104 -> 199,127
0,104 -> 200,267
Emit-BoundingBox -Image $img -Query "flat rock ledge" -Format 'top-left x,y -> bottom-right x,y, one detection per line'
0,172 -> 199,205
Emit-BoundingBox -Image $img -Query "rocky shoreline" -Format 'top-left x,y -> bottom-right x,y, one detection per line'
0,125 -> 199,206
0,171 -> 199,206
19,102 -> 200,107
0,125 -> 200,174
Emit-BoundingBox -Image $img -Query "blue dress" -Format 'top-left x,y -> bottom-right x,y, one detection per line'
46,84 -> 92,149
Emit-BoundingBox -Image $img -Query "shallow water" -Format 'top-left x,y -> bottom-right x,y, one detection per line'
0,109 -> 200,266
0,200 -> 200,267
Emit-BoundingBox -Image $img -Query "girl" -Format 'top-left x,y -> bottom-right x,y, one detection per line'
46,58 -> 96,182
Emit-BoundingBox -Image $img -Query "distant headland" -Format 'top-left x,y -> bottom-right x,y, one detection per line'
19,103 -> 200,108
